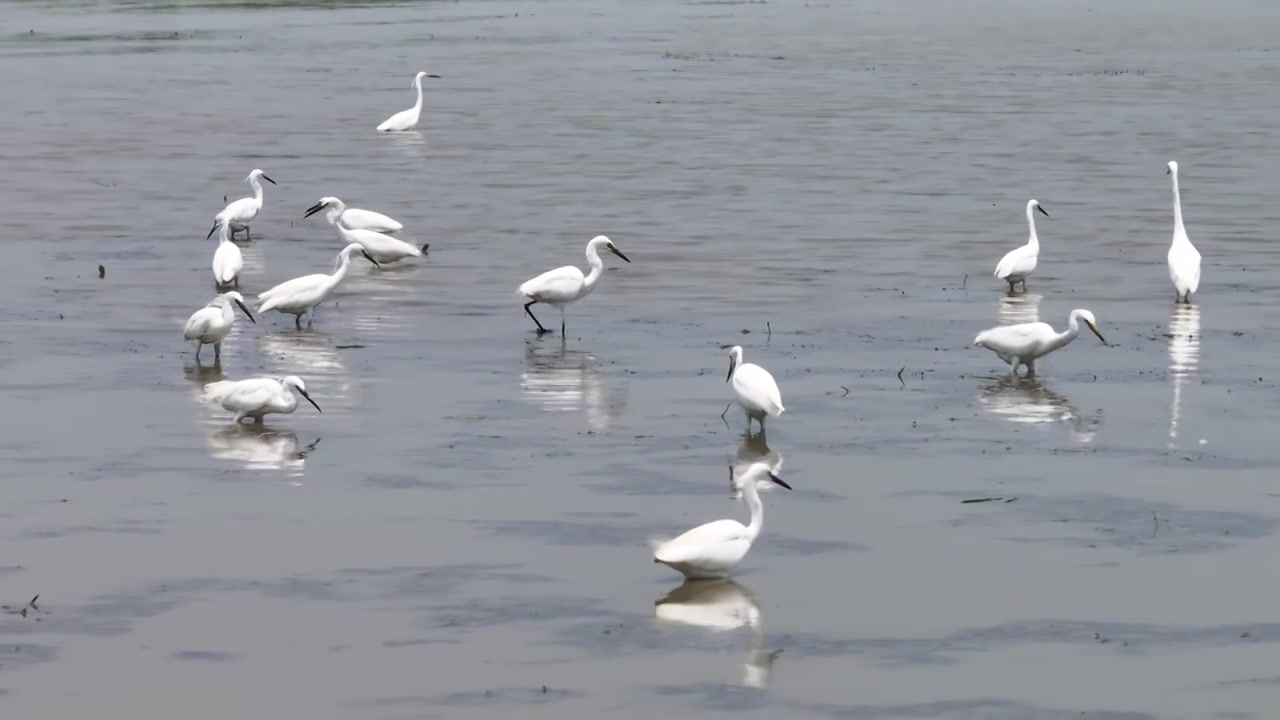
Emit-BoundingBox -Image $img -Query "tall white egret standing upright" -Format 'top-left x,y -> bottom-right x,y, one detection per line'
517,235 -> 631,335
302,196 -> 403,234
256,243 -> 380,329
183,291 -> 256,363
376,71 -> 442,132
211,221 -> 243,288
726,346 -> 784,434
203,375 -> 321,424
652,462 -> 792,579
994,199 -> 1049,292
974,308 -> 1107,377
304,199 -> 426,263
207,169 -> 277,241
1166,161 -> 1202,303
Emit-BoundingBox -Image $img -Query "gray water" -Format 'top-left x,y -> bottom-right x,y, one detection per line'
3,0 -> 1280,717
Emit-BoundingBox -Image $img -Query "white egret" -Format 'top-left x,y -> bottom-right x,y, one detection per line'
256,243 -> 380,329
302,196 -> 403,234
183,291 -> 256,363
1167,161 -> 1202,303
652,462 -> 792,579
376,71 -> 442,132
304,199 -> 426,264
993,199 -> 1049,292
974,308 -> 1107,377
207,169 -> 277,241
203,375 -> 321,424
211,221 -> 243,288
726,346 -> 784,433
517,235 -> 631,335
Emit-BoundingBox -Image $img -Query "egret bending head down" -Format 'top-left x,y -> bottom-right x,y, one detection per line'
652,462 -> 792,579
1166,161 -> 1202,304
726,345 -> 785,434
203,375 -> 322,425
211,220 -> 244,288
974,308 -> 1107,377
518,235 -> 631,336
993,199 -> 1049,293
304,198 -> 425,264
207,169 -> 277,241
183,291 -> 256,364
376,71 -> 442,132
302,196 -> 404,235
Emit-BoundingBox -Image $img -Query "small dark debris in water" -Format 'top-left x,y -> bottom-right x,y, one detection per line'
840,386 -> 849,397
766,321 -> 771,339
897,366 -> 905,387
541,686 -> 548,694
1233,331 -> 1244,336
334,344 -> 365,350
58,313 -> 64,320
1094,632 -> 1110,644
421,243 -> 430,253
740,328 -> 750,334
962,497 -> 1014,504
1241,631 -> 1251,639
771,55 -> 785,60
98,264 -> 105,279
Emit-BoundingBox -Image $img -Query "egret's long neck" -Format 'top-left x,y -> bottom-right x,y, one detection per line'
579,245 -> 605,298
413,76 -> 424,112
326,207 -> 344,227
1026,204 -> 1040,249
743,483 -> 765,541
220,301 -> 235,323
218,223 -> 232,245
250,177 -> 265,206
1048,313 -> 1082,353
1170,171 -> 1187,240
330,252 -> 353,287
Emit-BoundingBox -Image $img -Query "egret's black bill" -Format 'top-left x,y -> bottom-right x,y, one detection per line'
361,250 -> 381,268
726,356 -> 737,382
768,472 -> 792,490
1088,323 -> 1107,345
426,74 -> 442,78
610,247 -> 632,263
206,223 -> 218,239
1037,205 -> 1049,217
299,389 -> 322,413
262,174 -> 278,185
303,202 -> 326,218
233,299 -> 256,324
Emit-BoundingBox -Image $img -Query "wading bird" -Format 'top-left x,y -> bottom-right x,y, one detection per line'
974,308 -> 1107,377
207,169 -> 276,241
203,375 -> 321,424
376,71 -> 441,132
1166,161 -> 1202,304
726,346 -> 784,433
994,199 -> 1049,292
652,462 -> 792,579
304,199 -> 425,264
256,243 -> 380,328
211,221 -> 243,288
518,235 -> 630,335
302,196 -> 403,234
183,291 -> 256,363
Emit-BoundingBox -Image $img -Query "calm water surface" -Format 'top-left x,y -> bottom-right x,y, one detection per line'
3,0 -> 1280,717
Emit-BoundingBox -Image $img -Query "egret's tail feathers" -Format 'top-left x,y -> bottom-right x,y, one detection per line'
202,380 -> 235,402
649,536 -> 673,557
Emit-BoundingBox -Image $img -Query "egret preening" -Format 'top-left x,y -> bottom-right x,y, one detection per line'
207,169 -> 277,241
517,235 -> 631,335
652,462 -> 792,579
183,291 -> 256,363
726,346 -> 784,433
376,71 -> 442,132
1167,161 -> 1202,304
974,308 -> 1107,377
304,199 -> 426,264
256,243 -> 380,329
203,375 -> 321,424
994,199 -> 1049,292
302,196 -> 403,234
211,221 -> 243,288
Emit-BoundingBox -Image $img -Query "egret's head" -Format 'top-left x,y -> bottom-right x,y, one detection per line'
246,168 -> 277,185
414,71 -> 442,85
743,461 -> 791,491
339,242 -> 380,269
1029,199 -> 1049,217
1167,160 -> 1178,176
283,376 -> 322,413
592,235 -> 631,264
304,197 -> 343,219
1076,309 -> 1106,344
220,291 -> 256,324
726,345 -> 744,381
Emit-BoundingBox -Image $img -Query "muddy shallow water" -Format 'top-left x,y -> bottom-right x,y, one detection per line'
3,0 -> 1280,717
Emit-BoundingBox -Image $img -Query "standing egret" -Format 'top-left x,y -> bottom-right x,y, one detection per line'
207,169 -> 277,241
974,308 -> 1107,377
652,462 -> 792,579
256,243 -> 380,329
376,71 -> 442,132
183,291 -> 256,363
1166,161 -> 1202,304
304,199 -> 426,264
302,196 -> 403,234
994,199 -> 1049,292
518,235 -> 631,335
726,346 -> 784,433
203,375 -> 321,424
211,221 -> 243,288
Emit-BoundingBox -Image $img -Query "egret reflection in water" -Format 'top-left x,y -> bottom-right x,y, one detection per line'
654,579 -> 780,688
205,425 -> 320,477
1168,303 -> 1201,449
521,340 -> 627,429
258,331 -> 358,414
997,292 -> 1042,325
731,433 -> 785,498
978,376 -> 1100,443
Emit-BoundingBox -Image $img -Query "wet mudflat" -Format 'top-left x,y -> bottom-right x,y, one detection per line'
3,0 -> 1280,717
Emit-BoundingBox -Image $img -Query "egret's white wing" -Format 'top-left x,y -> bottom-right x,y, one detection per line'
734,364 -> 783,416
183,307 -> 219,340
257,273 -> 328,306
342,208 -> 402,233
216,197 -> 257,225
204,378 -> 280,411
346,227 -> 420,260
519,265 -> 586,304
377,108 -> 414,132
655,519 -> 748,564
994,245 -> 1036,279
974,321 -> 1054,350
213,242 -> 242,283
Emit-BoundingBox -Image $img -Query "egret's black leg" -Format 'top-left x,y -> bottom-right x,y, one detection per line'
524,301 -> 549,334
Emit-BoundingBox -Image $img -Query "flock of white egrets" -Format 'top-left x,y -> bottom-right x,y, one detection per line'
185,70 -> 1207,579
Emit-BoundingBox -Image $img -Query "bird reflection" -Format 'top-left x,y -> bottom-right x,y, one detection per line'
1168,303 -> 1201,449
978,376 -> 1100,443
730,434 -> 785,498
205,425 -> 320,477
521,339 -> 627,430
258,331 -> 358,413
998,292 -> 1042,325
654,579 -> 780,688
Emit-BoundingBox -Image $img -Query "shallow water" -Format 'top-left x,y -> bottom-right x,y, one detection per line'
3,0 -> 1280,717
